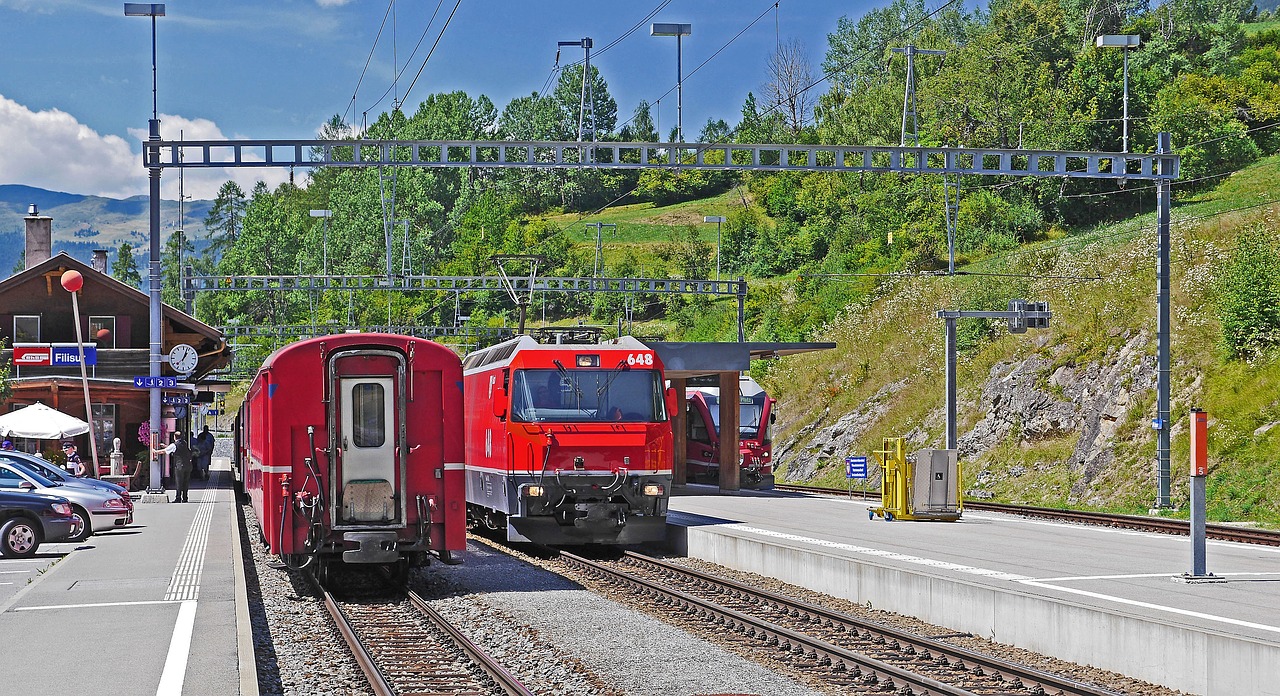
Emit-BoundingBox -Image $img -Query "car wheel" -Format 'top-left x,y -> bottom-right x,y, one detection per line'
0,517 -> 41,558
67,506 -> 92,542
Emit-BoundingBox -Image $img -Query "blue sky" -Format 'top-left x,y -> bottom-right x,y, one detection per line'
0,0 -> 874,200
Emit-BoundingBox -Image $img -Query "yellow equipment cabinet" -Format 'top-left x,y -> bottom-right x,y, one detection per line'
870,438 -> 963,521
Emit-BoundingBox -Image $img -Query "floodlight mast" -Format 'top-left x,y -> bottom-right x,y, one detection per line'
1097,35 -> 1142,153
651,23 -> 692,143
125,1 -> 167,497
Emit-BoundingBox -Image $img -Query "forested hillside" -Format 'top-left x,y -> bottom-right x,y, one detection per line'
63,0 -> 1280,518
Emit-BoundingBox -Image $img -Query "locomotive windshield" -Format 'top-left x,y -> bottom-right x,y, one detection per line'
511,367 -> 667,423
704,394 -> 768,439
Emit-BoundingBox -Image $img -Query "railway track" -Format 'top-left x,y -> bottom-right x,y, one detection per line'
559,550 -> 1123,696
318,572 -> 533,696
773,483 -> 1280,546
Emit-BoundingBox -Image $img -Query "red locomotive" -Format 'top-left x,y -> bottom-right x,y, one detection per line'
685,376 -> 776,489
236,333 -> 465,579
462,335 -> 673,545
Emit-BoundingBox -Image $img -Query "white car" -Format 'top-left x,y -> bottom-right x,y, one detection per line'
0,457 -> 132,541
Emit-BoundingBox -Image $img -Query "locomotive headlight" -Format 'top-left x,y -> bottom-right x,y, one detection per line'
642,483 -> 664,497
523,484 -> 546,498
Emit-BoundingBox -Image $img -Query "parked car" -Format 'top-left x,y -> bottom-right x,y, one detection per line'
2,451 -> 133,509
0,489 -> 81,558
0,458 -> 131,541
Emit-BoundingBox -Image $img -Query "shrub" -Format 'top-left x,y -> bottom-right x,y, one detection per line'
1217,224 -> 1280,359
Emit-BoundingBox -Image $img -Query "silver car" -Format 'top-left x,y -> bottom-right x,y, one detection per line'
3,451 -> 132,501
0,457 -> 132,541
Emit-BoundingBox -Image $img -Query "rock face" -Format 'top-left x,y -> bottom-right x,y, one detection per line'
778,331 -> 1156,497
775,379 -> 908,481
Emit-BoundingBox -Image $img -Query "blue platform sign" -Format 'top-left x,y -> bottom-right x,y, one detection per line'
134,376 -> 179,389
846,455 -> 868,479
51,344 -> 97,366
161,395 -> 189,406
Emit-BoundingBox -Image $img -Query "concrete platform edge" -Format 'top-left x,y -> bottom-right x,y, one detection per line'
233,495 -> 260,696
668,521 -> 1280,696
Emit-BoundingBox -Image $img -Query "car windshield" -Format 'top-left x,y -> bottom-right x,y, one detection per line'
704,394 -> 767,440
11,455 -> 65,482
511,367 -> 666,423
0,457 -> 60,488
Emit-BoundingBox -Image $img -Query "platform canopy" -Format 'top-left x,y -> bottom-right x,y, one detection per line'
644,341 -> 836,381
0,402 -> 91,439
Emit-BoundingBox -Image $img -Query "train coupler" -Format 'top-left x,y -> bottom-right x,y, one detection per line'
341,531 -> 399,564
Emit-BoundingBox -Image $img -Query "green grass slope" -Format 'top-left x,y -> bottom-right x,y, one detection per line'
756,155 -> 1280,525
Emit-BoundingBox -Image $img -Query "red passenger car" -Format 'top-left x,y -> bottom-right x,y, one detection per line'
237,333 -> 465,579
685,376 -> 776,489
462,335 -> 673,545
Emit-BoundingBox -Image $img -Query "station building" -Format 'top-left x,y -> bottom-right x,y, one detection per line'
0,207 -> 230,473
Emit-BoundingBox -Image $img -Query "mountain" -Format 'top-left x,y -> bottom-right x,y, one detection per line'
0,185 -> 213,273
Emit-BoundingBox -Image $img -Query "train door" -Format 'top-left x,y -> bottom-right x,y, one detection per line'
331,352 -> 404,528
686,399 -> 718,483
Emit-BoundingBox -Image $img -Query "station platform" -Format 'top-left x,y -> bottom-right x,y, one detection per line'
0,458 -> 254,696
667,485 -> 1280,696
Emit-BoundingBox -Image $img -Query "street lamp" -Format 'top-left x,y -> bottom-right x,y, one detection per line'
1097,34 -> 1141,153
125,2 -> 166,497
704,215 -> 725,280
651,23 -> 692,143
310,209 -> 332,275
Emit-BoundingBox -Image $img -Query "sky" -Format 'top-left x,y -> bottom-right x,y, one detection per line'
0,0 -> 878,202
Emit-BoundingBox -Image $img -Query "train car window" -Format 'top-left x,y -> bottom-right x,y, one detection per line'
704,394 -> 766,438
688,404 -> 710,442
350,383 -> 387,448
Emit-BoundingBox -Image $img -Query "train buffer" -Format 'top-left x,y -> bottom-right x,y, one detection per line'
869,437 -> 963,522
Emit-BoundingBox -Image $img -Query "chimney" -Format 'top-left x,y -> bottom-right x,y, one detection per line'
24,204 -> 52,269
92,249 -> 110,273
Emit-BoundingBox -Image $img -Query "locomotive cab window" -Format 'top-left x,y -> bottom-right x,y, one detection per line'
350,383 -> 387,448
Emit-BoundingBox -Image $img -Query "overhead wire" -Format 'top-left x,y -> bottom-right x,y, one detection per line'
343,0 -> 396,127
361,0 -> 449,114
399,0 -> 465,112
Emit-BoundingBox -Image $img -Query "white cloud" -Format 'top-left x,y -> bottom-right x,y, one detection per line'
0,93 -> 293,201
315,0 -> 353,7
0,94 -> 139,198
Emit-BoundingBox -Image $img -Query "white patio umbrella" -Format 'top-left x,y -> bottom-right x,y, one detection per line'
0,402 -> 91,439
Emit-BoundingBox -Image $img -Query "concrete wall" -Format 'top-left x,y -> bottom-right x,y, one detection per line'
668,523 -> 1280,696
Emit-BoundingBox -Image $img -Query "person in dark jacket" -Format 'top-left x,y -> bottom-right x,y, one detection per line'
152,431 -> 193,502
194,426 -> 215,480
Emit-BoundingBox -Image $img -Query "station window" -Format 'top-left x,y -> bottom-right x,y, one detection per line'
13,315 -> 39,343
92,404 -> 116,456
89,316 -> 116,348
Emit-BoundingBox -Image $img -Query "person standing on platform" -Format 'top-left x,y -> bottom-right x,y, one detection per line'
1,439 -> 14,451
152,431 -> 192,502
61,440 -> 85,477
194,426 -> 215,480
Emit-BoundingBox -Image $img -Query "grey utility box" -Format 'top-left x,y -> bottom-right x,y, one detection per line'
911,448 -> 960,519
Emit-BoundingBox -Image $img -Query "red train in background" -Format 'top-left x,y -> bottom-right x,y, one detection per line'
685,376 -> 777,489
234,333 -> 465,580
462,335 -> 673,545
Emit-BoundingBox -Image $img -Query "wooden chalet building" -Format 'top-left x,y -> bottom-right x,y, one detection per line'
0,209 -> 230,469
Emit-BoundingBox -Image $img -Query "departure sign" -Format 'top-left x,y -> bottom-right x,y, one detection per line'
846,455 -> 868,479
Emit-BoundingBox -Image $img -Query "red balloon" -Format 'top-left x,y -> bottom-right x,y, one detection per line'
60,270 -> 84,292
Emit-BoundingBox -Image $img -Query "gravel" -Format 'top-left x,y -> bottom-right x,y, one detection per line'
242,500 -> 820,695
